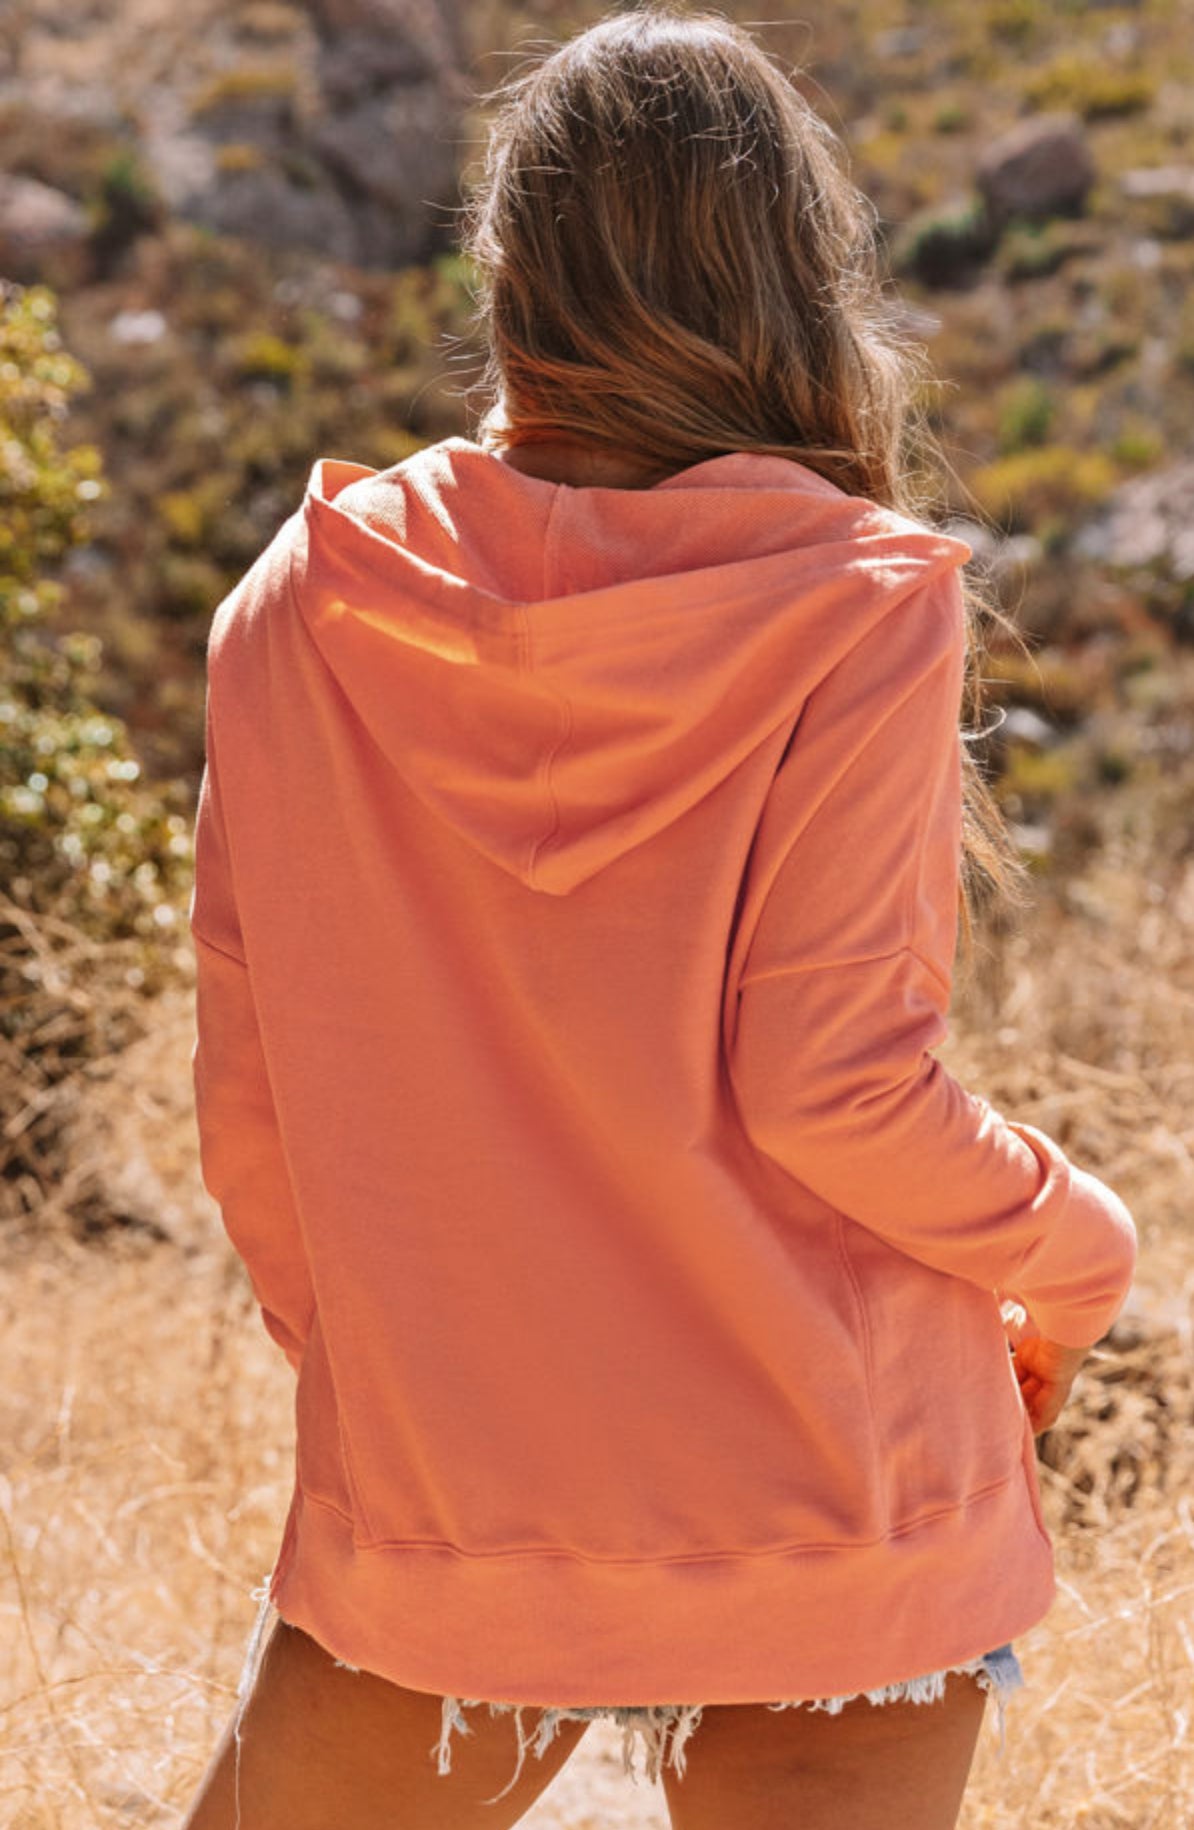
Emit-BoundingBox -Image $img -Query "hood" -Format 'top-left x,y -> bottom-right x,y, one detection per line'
288,435 -> 972,896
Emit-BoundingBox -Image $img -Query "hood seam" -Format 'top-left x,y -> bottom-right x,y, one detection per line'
517,592 -> 575,890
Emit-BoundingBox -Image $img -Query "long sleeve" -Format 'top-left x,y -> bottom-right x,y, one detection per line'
727,566 -> 1137,1351
189,689 -> 315,1374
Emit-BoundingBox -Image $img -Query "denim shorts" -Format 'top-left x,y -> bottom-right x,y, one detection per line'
432,1642 -> 1024,1801
237,1577 -> 1023,1807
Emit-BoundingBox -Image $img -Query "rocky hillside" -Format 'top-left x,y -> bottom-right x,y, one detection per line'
2,0 -> 468,271
2,0 -> 1192,798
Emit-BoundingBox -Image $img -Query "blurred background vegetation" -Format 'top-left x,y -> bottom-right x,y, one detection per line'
4,0 -> 1194,1230
3,6 -> 1194,1826
1,0 -> 1192,1224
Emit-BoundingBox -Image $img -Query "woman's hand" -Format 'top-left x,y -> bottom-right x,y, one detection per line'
1010,1332 -> 1090,1435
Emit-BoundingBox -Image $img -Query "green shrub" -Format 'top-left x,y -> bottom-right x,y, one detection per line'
0,282 -> 199,1225
1109,425 -> 1163,469
890,195 -> 997,287
1096,746 -> 1132,785
0,283 -> 194,946
84,144 -> 163,274
996,378 -> 1055,454
995,220 -> 1095,282
157,552 -> 229,620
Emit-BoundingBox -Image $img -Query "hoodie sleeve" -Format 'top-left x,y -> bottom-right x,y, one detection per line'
727,564 -> 1137,1351
189,689 -> 315,1375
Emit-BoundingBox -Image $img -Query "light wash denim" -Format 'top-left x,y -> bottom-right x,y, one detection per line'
432,1642 -> 1024,1802
234,1576 -> 1023,1810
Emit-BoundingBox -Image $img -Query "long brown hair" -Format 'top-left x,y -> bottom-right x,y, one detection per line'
456,0 -> 1034,969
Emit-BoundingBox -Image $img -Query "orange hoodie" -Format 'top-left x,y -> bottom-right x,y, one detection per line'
189,435 -> 1137,1707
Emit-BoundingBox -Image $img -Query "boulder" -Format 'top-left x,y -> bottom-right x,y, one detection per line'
1119,165 -> 1194,239
1071,461 -> 1194,580
308,0 -> 466,66
2,0 -> 468,273
178,0 -> 465,267
976,112 -> 1096,226
183,169 -> 363,265
311,84 -> 459,221
0,172 -> 92,286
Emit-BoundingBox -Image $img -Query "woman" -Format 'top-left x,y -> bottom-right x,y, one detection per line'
182,5 -> 1137,1826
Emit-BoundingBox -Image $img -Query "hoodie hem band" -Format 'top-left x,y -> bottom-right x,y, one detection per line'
267,1465 -> 1054,1709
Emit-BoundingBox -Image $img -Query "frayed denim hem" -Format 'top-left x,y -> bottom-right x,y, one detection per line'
233,1573 -> 1024,1811
433,1644 -> 1024,1802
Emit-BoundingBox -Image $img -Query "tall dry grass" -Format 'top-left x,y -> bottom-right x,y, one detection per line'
3,717 -> 1193,1828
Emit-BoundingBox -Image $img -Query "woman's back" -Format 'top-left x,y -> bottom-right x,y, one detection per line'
181,5 -> 1138,1825
189,432 -> 1133,1709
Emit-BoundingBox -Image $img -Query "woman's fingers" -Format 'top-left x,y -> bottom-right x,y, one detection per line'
1010,1332 -> 1091,1435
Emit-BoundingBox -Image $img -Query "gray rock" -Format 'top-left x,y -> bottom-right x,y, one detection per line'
1008,821 -> 1053,857
186,0 -> 464,267
309,0 -> 465,67
311,82 -> 459,216
184,167 -> 362,264
976,112 -> 1096,226
988,533 -> 1044,583
1001,706 -> 1057,749
2,0 -> 467,273
1102,21 -> 1142,55
0,172 -> 91,284
108,308 -> 168,344
942,516 -> 999,562
940,520 -> 1041,584
317,35 -> 437,106
872,26 -> 929,57
1119,165 -> 1194,237
1071,461 -> 1194,579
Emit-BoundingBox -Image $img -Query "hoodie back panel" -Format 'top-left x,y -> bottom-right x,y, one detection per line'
189,435 -> 1137,1705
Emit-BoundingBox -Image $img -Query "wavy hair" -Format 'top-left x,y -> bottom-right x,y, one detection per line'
456,0 -> 1034,967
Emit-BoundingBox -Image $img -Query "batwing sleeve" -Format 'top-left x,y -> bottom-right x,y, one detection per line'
188,686 -> 314,1375
727,565 -> 1137,1351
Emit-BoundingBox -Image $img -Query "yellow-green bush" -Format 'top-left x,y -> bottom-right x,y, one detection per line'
239,2 -> 303,40
215,143 -> 268,175
1024,55 -> 1154,121
226,329 -> 311,387
191,65 -> 298,118
1,280 -> 203,1222
1001,742 -> 1082,803
969,444 -> 1119,534
1109,423 -> 1164,470
157,489 -> 207,547
982,0 -> 1040,48
0,281 -> 193,947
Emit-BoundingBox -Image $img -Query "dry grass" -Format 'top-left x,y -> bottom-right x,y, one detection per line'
3,782 -> 1193,1826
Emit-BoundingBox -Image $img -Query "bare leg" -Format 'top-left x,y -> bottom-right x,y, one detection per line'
182,1618 -> 591,1830
661,1672 -> 988,1830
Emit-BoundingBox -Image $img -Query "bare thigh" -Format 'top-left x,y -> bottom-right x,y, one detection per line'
661,1672 -> 989,1830
181,1618 -> 591,1830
